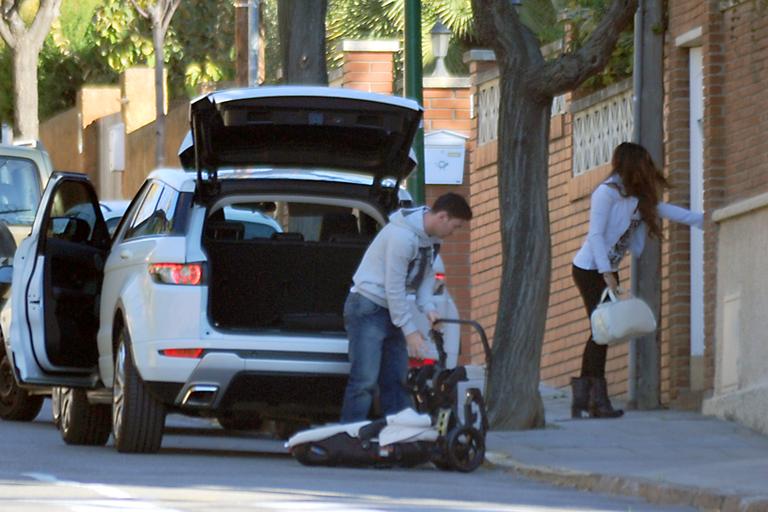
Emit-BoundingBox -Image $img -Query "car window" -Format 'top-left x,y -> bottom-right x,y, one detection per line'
46,180 -> 101,243
124,182 -> 179,240
0,156 -> 41,226
221,205 -> 282,240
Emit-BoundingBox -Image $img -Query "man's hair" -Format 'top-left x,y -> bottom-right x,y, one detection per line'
432,193 -> 472,220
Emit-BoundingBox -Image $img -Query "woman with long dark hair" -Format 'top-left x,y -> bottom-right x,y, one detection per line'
571,142 -> 703,418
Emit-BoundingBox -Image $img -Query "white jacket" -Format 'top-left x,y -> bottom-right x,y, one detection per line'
573,175 -> 704,273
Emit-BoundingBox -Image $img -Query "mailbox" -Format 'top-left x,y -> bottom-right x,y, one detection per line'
424,130 -> 468,185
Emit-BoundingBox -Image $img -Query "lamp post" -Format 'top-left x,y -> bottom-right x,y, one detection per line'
405,0 -> 425,204
430,20 -> 451,77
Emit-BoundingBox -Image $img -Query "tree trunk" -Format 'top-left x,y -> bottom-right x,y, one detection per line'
278,0 -> 328,85
485,60 -> 553,430
153,23 -> 166,167
12,42 -> 39,140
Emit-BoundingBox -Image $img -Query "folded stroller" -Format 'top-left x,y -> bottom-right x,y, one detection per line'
286,319 -> 491,472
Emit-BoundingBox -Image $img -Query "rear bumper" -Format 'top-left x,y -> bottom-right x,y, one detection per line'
146,351 -> 348,419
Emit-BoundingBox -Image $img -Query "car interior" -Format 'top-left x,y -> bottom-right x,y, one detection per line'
42,181 -> 109,368
204,200 -> 380,333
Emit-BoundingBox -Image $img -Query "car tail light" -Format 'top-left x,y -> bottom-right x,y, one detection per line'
149,263 -> 202,285
159,348 -> 204,358
433,272 -> 445,295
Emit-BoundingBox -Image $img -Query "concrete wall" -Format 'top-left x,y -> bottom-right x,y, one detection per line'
122,100 -> 188,198
39,107 -> 83,172
704,194 -> 768,435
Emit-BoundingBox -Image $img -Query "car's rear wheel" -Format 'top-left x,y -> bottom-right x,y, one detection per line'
0,349 -> 43,421
58,387 -> 111,446
112,327 -> 166,453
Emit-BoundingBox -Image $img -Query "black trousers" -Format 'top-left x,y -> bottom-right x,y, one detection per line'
572,265 -> 619,379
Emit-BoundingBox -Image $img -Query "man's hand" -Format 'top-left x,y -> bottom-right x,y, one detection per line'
405,331 -> 428,359
426,310 -> 441,326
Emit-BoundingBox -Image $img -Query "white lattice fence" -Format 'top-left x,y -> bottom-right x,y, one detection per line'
477,78 -> 567,146
572,86 -> 634,176
477,79 -> 499,145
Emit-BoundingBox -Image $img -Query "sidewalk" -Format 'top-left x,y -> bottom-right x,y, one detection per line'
485,386 -> 768,511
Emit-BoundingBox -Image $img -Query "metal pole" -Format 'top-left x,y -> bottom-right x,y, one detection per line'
248,0 -> 260,87
404,0 -> 425,205
631,0 -> 664,409
629,0 -> 644,409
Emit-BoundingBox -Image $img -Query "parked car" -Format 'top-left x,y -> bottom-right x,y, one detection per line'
1,86 -> 460,451
100,200 -> 131,237
0,141 -> 54,422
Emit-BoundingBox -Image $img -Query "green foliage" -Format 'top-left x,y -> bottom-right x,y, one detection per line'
326,0 -> 478,76
1,0 -> 237,124
90,0 -> 161,72
170,0 -> 235,95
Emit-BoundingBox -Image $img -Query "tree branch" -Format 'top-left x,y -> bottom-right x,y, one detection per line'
0,16 -> 14,48
160,0 -> 181,35
533,0 -> 637,97
130,0 -> 150,20
28,0 -> 62,48
472,0 -> 542,70
4,0 -> 25,39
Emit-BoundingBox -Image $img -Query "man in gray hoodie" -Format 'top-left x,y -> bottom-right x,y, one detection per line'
340,193 -> 473,423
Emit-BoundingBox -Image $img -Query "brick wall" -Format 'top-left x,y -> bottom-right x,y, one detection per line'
662,0 -> 705,404
467,55 -> 503,362
423,79 -> 472,353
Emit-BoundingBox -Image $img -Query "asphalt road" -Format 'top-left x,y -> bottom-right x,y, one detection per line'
0,401 -> 693,512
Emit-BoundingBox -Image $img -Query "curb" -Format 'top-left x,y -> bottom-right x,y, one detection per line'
485,452 -> 768,512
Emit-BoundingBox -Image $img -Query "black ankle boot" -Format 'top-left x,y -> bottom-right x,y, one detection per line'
589,377 -> 624,418
570,377 -> 591,418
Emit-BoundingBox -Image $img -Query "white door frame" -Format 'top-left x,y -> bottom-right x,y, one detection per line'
689,46 -> 705,376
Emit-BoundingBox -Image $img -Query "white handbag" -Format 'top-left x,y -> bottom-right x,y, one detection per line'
590,288 -> 657,345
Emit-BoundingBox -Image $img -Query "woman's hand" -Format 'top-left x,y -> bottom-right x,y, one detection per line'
602,272 -> 619,292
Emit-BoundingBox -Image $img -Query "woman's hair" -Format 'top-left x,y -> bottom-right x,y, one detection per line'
610,142 -> 670,239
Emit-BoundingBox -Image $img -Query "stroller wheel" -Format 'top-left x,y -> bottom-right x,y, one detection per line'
446,425 -> 485,472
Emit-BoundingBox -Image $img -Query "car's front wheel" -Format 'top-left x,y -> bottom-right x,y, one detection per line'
58,387 -> 111,446
0,349 -> 43,421
112,327 -> 166,453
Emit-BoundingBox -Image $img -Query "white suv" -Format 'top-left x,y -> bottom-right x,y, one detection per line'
0,141 -> 54,422
1,87 -> 460,452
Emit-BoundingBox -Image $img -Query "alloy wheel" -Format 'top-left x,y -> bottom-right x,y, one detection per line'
59,388 -> 73,433
112,341 -> 126,441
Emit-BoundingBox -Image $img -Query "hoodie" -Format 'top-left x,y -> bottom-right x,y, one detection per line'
351,206 -> 439,336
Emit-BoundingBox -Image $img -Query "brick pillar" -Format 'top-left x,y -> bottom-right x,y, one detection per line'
335,40 -> 398,93
422,75 -> 473,358
701,2 -> 726,393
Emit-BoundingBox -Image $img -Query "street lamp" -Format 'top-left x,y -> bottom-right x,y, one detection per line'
430,20 -> 451,77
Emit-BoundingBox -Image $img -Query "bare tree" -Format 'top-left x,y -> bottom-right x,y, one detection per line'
130,0 -> 181,167
471,0 -> 637,429
0,0 -> 62,140
278,0 -> 328,84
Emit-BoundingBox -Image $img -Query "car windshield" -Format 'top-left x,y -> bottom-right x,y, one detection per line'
0,156 -> 41,225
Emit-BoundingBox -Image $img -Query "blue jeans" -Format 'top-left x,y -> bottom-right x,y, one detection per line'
340,292 -> 411,423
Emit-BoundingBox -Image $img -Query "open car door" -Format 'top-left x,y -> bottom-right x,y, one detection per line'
7,172 -> 109,387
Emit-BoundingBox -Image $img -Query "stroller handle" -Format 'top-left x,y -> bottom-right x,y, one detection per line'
434,319 -> 492,366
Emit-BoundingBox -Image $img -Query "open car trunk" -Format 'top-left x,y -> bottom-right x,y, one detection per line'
206,238 -> 366,332
204,202 -> 377,333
